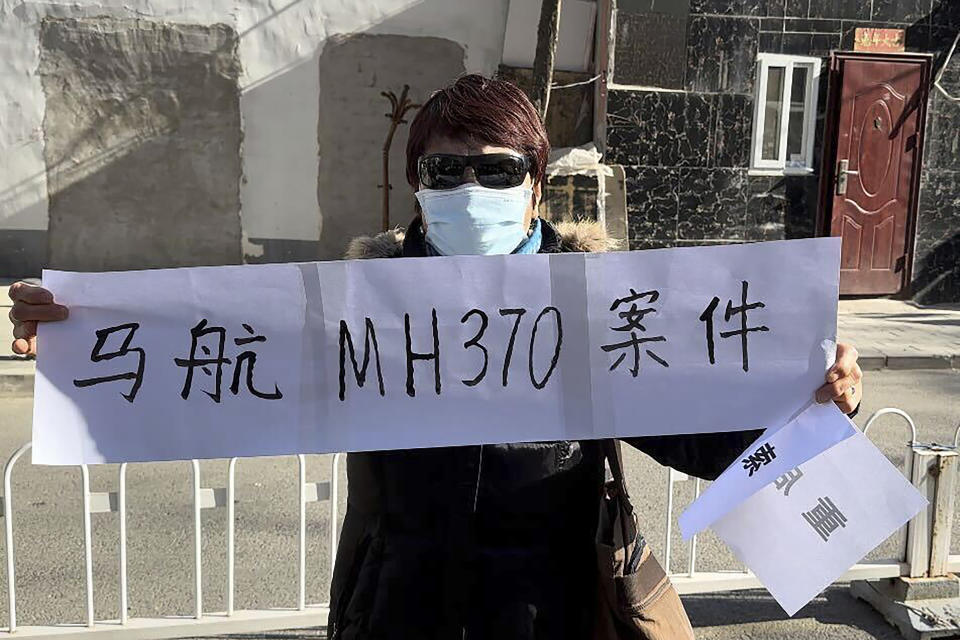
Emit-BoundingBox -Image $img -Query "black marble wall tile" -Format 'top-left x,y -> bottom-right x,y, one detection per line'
690,0 -> 765,15
606,90 -> 713,167
712,94 -> 754,167
810,32 -> 841,55
606,89 -> 640,122
673,239 -> 747,247
618,0 -> 656,13
781,31 -> 840,55
631,240 -> 676,250
937,36 -> 960,94
676,168 -> 748,240
906,21 -> 934,51
930,26 -> 960,81
931,0 -> 960,27
915,170 -> 959,262
759,31 -> 784,51
924,93 -> 960,170
913,169 -> 960,304
614,11 -> 688,88
808,0 -> 870,20
605,126 -> 643,166
760,16 -> 785,30
762,0 -> 787,17
872,0 -> 933,23
783,175 -> 819,238
785,0 -> 810,18
624,166 -> 679,244
686,16 -> 759,94
929,23 -> 957,53
647,0 -> 692,16
746,175 -> 789,241
785,17 -> 842,31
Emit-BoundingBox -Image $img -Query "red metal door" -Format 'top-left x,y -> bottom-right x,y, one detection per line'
829,54 -> 928,295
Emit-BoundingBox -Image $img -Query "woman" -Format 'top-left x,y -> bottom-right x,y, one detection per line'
9,75 -> 863,640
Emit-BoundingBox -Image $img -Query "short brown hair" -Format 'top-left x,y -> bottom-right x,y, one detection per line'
405,74 -> 550,190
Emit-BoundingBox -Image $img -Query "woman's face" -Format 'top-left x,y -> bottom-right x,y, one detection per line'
418,135 -> 541,231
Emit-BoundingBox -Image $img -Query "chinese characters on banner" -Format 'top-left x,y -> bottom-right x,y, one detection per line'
679,401 -> 861,540
33,238 -> 841,464
709,423 -> 926,616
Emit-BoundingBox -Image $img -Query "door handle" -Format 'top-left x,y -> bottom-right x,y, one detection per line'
836,159 -> 859,195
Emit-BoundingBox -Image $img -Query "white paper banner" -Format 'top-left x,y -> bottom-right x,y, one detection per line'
33,237 -> 841,464
679,401 -> 859,539
711,430 -> 927,616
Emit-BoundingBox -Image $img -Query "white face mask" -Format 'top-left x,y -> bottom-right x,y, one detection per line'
415,183 -> 533,256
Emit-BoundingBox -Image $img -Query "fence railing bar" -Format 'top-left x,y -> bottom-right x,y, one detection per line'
118,463 -> 128,625
4,442 -> 31,633
227,458 -> 237,617
671,560 -> 907,595
863,408 -> 921,565
80,465 -> 95,628
0,446 -> 343,637
688,478 -> 700,577
664,468 -> 675,575
297,455 -> 307,612
190,460 -> 202,620
0,421 -> 930,637
863,408 -> 918,444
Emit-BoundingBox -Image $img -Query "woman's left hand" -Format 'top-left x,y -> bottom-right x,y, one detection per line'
816,342 -> 862,414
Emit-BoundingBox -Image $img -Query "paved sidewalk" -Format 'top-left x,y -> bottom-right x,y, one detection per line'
2,286 -> 958,395
837,299 -> 960,370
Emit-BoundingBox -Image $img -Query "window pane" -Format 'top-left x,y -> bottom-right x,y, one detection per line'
761,66 -> 785,161
786,65 -> 810,166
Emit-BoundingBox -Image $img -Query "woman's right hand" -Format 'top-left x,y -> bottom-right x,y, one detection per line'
8,282 -> 68,357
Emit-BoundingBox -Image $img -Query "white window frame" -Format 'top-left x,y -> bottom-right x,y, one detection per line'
750,53 -> 823,175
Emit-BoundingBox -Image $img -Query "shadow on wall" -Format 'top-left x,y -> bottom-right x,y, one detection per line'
315,33 -> 466,261
215,0 -> 487,264
38,18 -> 243,272
912,233 -> 960,306
28,2 -> 476,272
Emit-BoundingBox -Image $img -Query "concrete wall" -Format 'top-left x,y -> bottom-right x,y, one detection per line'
40,18 -> 243,272
0,0 -> 511,274
315,34 -> 466,261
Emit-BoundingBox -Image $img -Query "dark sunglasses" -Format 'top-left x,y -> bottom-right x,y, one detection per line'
418,153 -> 532,190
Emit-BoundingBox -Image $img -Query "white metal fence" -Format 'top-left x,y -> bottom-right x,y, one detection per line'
666,408 -> 959,596
0,408 -> 955,637
1,446 -> 344,638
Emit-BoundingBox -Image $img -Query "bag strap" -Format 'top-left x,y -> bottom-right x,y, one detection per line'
601,439 -> 630,504
601,439 -> 635,550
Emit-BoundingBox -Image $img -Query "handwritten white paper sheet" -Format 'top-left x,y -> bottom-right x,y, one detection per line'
33,237 -> 841,464
679,401 -> 859,539
710,430 -> 927,616
33,265 -> 306,462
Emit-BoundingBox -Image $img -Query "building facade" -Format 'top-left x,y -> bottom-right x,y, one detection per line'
606,0 -> 959,303
1,0 -> 957,303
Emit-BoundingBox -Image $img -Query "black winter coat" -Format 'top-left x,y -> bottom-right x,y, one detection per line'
328,218 -> 764,640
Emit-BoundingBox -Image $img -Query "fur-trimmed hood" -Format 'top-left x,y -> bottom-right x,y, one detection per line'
344,218 -> 617,260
